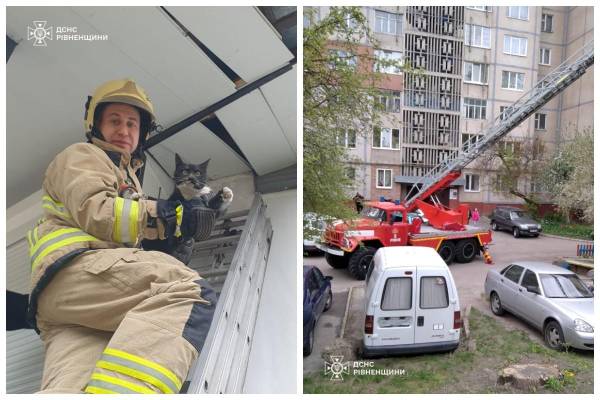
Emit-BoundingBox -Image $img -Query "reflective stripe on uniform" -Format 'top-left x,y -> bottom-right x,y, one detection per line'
85,373 -> 156,394
29,227 -> 98,271
96,348 -> 181,394
42,195 -> 72,220
113,197 -> 140,244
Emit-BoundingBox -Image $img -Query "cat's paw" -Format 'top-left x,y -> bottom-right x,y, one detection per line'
222,187 -> 233,202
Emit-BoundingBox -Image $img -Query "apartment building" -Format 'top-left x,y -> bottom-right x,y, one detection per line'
306,6 -> 593,212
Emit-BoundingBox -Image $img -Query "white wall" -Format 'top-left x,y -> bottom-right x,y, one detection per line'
243,189 -> 297,393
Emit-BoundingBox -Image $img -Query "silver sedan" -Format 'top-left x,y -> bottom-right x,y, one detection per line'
484,261 -> 593,351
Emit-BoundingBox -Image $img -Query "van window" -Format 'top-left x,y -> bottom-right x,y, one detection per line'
381,277 -> 412,310
420,276 -> 449,309
504,265 -> 524,284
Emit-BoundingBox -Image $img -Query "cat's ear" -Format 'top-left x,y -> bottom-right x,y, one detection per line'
199,158 -> 211,171
175,153 -> 184,166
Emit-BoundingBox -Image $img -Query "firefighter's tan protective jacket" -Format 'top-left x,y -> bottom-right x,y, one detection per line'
27,137 -> 161,328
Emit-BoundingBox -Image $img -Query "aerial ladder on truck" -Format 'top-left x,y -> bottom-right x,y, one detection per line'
402,40 -> 594,230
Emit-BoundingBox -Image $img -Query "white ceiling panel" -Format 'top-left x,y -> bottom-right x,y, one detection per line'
157,123 -> 252,179
216,91 -> 296,176
259,66 -> 297,153
166,7 -> 293,83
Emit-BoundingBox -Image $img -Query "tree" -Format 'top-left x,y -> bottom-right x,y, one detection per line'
542,127 -> 593,223
303,6 -> 406,220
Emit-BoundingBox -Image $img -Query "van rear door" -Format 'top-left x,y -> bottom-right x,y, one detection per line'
371,268 -> 416,346
414,271 -> 455,344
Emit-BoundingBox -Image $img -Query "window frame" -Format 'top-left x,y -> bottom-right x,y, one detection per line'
374,49 -> 403,75
376,168 -> 393,189
541,13 -> 554,33
506,6 -> 529,21
503,264 -> 525,284
464,61 -> 488,84
464,173 -> 480,192
372,127 -> 400,149
503,35 -> 528,57
419,276 -> 450,309
501,70 -> 525,91
466,6 -> 492,12
463,97 -> 487,120
374,10 -> 402,35
539,47 -> 551,65
464,24 -> 491,49
534,113 -> 547,131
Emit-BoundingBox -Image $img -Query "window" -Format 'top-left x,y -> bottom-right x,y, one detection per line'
539,48 -> 551,65
346,167 -> 356,181
330,49 -> 357,69
503,35 -> 527,56
374,49 -> 403,74
504,264 -> 524,284
461,133 -> 482,151
303,13 -> 311,28
464,24 -> 491,48
373,127 -> 400,149
540,274 -> 593,298
521,270 -> 540,291
467,6 -> 492,12
343,12 -> 357,29
381,277 -> 412,310
502,71 -> 525,90
420,277 -> 449,309
464,97 -> 487,119
375,10 -> 402,35
378,90 -> 402,113
376,169 -> 392,189
534,113 -> 546,130
465,173 -> 480,192
507,6 -> 529,20
338,129 -> 356,148
541,14 -> 554,33
464,62 -> 488,84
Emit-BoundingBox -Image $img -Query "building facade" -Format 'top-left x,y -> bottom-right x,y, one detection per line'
307,6 -> 593,213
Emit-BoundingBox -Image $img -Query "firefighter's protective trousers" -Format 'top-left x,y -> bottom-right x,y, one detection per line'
28,140 -> 216,393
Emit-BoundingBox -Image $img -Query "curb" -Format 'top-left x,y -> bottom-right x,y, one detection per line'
339,286 -> 354,339
539,233 -> 594,243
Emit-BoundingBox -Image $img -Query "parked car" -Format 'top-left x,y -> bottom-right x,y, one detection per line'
490,206 -> 542,238
303,265 -> 333,356
303,212 -> 328,254
484,261 -> 593,351
361,246 -> 461,357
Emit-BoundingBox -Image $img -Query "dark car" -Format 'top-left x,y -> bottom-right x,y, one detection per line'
303,265 -> 333,356
490,206 -> 542,238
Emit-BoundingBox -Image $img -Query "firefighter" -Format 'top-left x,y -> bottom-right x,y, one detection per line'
27,79 -> 216,393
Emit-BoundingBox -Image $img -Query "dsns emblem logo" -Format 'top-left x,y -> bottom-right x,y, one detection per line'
27,21 -> 53,47
324,355 -> 350,381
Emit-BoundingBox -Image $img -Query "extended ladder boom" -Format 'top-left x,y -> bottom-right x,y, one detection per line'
403,40 -> 594,210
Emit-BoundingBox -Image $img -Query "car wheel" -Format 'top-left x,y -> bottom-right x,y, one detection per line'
324,289 -> 333,312
490,292 -> 505,316
455,239 -> 477,263
491,221 -> 498,231
303,324 -> 315,356
544,321 -> 565,351
325,253 -> 348,269
438,241 -> 456,265
348,247 -> 376,280
513,227 -> 521,238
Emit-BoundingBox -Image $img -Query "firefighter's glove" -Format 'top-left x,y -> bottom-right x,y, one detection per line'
180,199 -> 217,241
156,200 -> 183,240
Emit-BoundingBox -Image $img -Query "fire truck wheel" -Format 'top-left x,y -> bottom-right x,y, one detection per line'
437,241 -> 456,265
455,239 -> 477,263
325,253 -> 348,269
348,247 -> 376,280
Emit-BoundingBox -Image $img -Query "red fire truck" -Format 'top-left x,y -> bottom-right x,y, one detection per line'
316,41 -> 593,279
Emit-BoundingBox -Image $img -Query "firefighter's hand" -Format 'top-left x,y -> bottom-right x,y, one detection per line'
155,199 -> 183,239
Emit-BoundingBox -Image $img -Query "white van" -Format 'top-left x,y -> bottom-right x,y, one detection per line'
362,246 -> 461,357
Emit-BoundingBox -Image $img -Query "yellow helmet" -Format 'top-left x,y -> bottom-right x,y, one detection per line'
84,78 -> 156,141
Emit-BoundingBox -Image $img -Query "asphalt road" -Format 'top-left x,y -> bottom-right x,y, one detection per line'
303,223 -> 587,373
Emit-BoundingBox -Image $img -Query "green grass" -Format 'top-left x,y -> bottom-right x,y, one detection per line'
303,308 -> 593,394
541,220 -> 593,240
